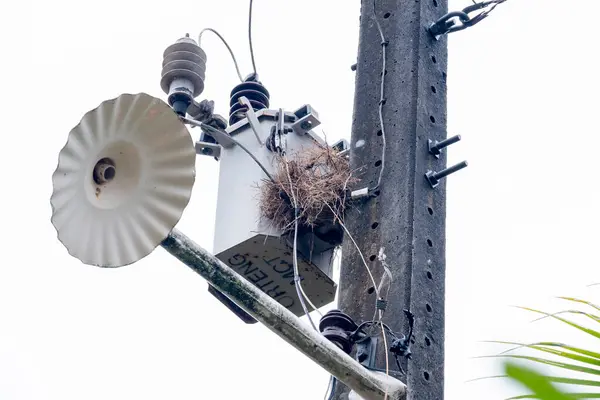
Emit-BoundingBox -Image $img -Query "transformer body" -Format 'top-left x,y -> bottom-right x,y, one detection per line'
212,109 -> 337,316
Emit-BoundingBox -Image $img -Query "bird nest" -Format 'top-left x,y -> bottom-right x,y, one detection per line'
259,144 -> 360,241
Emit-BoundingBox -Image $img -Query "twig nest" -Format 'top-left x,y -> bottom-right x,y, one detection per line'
259,144 -> 359,244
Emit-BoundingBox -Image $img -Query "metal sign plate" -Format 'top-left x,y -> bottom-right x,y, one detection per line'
216,234 -> 337,316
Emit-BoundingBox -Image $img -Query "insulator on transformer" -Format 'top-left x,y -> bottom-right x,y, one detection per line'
229,76 -> 270,125
160,34 -> 207,115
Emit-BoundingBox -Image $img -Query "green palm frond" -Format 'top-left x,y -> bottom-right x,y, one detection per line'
485,297 -> 600,399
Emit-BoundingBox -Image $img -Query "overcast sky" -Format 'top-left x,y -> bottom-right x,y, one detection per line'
4,0 -> 600,399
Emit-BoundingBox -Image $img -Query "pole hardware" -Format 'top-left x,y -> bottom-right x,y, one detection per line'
427,135 -> 461,159
319,310 -> 360,355
425,161 -> 468,188
428,0 -> 507,39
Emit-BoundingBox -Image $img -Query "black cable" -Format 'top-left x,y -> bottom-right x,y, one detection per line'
181,117 -> 276,183
248,0 -> 258,76
198,28 -> 244,82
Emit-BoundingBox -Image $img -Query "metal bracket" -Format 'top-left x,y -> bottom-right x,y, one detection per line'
182,116 -> 236,149
292,104 -> 321,135
356,336 -> 378,370
332,139 -> 350,158
195,141 -> 222,158
238,96 -> 264,145
266,108 -> 293,153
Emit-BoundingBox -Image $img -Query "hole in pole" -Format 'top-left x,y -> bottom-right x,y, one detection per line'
430,115 -> 436,123
425,337 -> 431,346
367,287 -> 375,294
427,239 -> 433,247
427,207 -> 434,215
375,160 -> 382,167
431,55 -> 437,64
427,271 -> 433,280
431,85 -> 437,93
426,304 -> 432,312
369,255 -> 377,262
424,371 -> 430,381
384,12 -> 391,18
371,222 -> 379,229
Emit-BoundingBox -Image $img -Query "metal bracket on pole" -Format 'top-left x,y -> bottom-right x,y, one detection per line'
161,229 -> 406,400
195,141 -> 222,158
356,337 -> 379,370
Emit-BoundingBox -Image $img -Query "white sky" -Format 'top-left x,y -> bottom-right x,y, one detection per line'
4,0 -> 600,399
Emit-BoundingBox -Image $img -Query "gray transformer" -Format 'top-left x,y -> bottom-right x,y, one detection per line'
205,106 -> 338,319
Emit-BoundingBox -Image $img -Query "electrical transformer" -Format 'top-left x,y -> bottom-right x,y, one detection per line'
200,97 -> 340,320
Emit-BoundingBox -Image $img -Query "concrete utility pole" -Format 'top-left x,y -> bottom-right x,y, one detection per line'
334,0 -> 450,398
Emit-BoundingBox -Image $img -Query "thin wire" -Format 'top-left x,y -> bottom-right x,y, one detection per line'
294,211 -> 324,319
182,118 -> 275,182
198,28 -> 244,82
283,157 -> 321,330
248,0 -> 258,76
379,309 -> 390,400
325,204 -> 391,393
325,376 -> 337,400
325,204 -> 379,299
372,0 -> 387,192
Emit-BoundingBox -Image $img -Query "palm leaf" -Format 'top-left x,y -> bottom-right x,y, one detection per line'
485,354 -> 600,376
504,362 -> 575,400
487,341 -> 600,361
558,297 -> 600,314
516,307 -> 600,341
470,374 -> 600,387
530,310 -> 600,325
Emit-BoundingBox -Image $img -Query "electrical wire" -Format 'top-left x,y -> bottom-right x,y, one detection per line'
325,205 -> 391,396
371,0 -> 387,192
198,28 -> 244,82
283,157 -> 321,330
248,0 -> 258,76
324,375 -> 337,400
182,118 -> 276,183
379,310 -> 390,400
325,204 -> 379,299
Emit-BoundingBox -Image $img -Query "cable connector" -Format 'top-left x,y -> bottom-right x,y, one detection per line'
390,310 -> 415,364
376,298 -> 388,312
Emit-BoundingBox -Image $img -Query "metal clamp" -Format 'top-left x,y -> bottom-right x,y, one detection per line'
292,104 -> 321,135
195,141 -> 222,158
332,139 -> 350,158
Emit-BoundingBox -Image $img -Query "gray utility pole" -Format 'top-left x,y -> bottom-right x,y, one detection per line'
335,0 -> 451,398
